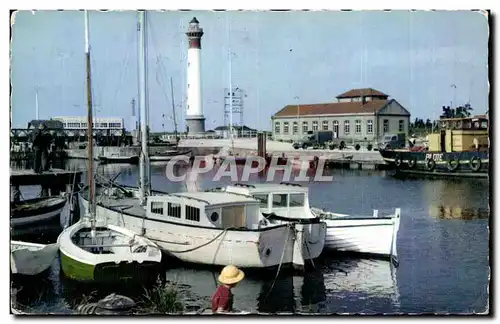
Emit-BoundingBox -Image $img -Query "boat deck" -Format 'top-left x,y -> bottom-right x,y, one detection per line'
94,189 -> 146,217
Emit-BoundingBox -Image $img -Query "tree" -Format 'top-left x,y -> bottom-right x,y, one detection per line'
455,103 -> 473,118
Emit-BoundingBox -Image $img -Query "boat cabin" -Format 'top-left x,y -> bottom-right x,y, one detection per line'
146,192 -> 263,229
427,115 -> 489,152
224,183 -> 314,219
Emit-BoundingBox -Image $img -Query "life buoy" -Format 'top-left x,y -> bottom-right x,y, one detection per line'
407,157 -> 417,169
469,156 -> 481,172
447,158 -> 460,172
394,154 -> 402,168
426,158 -> 436,171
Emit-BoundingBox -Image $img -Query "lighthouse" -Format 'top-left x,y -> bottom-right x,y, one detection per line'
185,17 -> 205,134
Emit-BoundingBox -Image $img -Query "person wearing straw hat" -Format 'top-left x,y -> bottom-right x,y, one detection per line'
211,265 -> 245,313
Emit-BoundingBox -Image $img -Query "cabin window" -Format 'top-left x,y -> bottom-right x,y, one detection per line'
272,194 -> 288,208
253,194 -> 269,208
151,201 -> 164,215
366,120 -> 373,134
185,206 -> 200,222
289,193 -> 305,207
355,120 -> 361,134
221,206 -> 246,229
167,202 -> 181,218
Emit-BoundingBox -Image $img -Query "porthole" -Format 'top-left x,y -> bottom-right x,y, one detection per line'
265,248 -> 271,257
210,212 -> 219,222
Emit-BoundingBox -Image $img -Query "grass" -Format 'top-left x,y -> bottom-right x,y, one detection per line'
138,277 -> 184,314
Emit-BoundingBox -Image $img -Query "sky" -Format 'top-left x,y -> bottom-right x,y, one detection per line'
10,10 -> 489,131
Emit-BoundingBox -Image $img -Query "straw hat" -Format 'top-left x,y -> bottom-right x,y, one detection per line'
218,265 -> 245,285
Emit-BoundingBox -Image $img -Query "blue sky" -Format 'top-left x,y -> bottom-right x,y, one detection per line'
10,10 -> 488,131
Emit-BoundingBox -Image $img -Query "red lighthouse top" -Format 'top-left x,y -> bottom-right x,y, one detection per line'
186,17 -> 204,49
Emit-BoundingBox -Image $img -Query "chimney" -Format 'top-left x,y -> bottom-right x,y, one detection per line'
361,95 -> 366,105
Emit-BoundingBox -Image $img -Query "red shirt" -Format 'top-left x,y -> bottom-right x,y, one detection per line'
211,285 -> 233,313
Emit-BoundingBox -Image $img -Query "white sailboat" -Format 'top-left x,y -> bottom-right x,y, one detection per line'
11,241 -> 59,276
57,10 -> 161,283
79,12 -> 313,270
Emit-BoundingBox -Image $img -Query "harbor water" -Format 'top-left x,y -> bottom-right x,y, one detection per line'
11,159 -> 490,314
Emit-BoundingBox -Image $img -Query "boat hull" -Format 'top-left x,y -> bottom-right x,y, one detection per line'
379,149 -> 489,178
11,197 -> 67,227
323,218 -> 396,257
10,241 -> 59,276
60,250 -> 160,283
98,156 -> 139,164
80,196 -> 303,269
58,220 -> 162,283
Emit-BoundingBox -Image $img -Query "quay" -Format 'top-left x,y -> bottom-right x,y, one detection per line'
178,138 -> 388,170
10,168 -> 83,203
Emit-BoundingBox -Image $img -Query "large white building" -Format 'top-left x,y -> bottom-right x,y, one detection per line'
53,116 -> 124,130
272,88 -> 411,142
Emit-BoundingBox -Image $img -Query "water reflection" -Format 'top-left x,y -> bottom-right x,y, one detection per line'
423,179 -> 490,220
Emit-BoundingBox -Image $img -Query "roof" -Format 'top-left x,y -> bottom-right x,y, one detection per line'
213,125 -> 256,131
273,100 -> 389,118
226,183 -> 309,195
172,192 -> 258,205
336,88 -> 388,99
190,17 -> 199,24
27,119 -> 64,129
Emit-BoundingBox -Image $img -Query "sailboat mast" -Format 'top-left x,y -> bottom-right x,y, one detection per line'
228,18 -> 234,152
84,10 -> 95,215
35,86 -> 39,120
170,77 -> 178,142
138,10 -> 149,205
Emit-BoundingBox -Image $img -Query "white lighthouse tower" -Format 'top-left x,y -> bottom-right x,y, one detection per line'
185,17 -> 205,134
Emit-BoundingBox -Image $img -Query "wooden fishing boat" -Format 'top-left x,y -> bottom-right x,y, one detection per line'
98,154 -> 139,164
11,240 -> 59,276
58,219 -> 162,282
11,196 -> 67,228
149,149 -> 192,161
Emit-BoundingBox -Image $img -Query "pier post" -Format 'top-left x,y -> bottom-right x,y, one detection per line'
257,132 -> 267,176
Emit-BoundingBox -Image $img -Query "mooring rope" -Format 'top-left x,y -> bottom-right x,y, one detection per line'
261,223 -> 292,303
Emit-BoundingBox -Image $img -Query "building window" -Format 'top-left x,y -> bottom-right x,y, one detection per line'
344,120 -> 350,134
292,121 -> 298,134
367,120 -> 373,134
312,121 -> 318,131
283,122 -> 289,134
399,120 -> 404,132
355,120 -> 361,134
322,120 -> 329,131
383,119 -> 389,133
333,120 -> 339,137
167,202 -> 181,218
274,122 -> 280,134
150,201 -> 164,215
185,205 -> 200,222
302,121 -> 308,133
